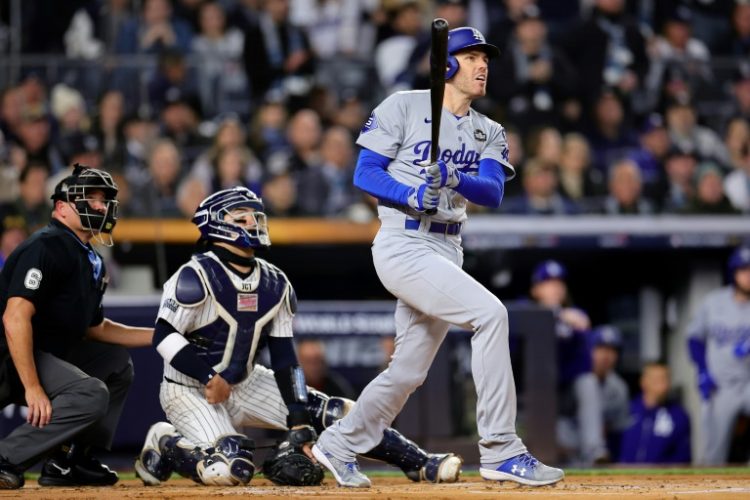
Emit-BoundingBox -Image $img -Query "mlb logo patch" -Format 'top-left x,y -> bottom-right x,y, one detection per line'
237,293 -> 258,312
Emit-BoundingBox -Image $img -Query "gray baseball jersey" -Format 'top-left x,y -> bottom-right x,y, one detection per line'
357,89 -> 514,222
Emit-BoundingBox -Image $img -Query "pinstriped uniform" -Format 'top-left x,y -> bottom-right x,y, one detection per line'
157,251 -> 293,448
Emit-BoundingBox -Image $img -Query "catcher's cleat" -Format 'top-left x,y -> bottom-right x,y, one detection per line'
39,451 -> 118,486
480,452 -> 564,486
405,453 -> 463,483
134,422 -> 178,486
312,444 -> 371,488
0,457 -> 24,489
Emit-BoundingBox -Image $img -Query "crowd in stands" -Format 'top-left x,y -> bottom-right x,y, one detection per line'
1,0 -> 750,250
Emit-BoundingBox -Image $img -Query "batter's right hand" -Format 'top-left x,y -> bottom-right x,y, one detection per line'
407,183 -> 440,213
205,373 -> 231,404
697,370 -> 717,401
25,385 -> 52,428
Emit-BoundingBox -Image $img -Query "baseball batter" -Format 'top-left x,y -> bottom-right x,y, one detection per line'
687,245 -> 750,465
134,187 -> 462,487
312,27 -> 564,487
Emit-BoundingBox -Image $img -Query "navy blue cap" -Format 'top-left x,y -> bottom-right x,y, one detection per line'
640,113 -> 665,134
591,325 -> 622,348
531,260 -> 567,284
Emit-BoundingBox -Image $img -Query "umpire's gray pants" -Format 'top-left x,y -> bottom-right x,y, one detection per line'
0,341 -> 134,469
318,227 -> 527,465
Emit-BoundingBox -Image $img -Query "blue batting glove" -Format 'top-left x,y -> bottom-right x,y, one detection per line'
421,160 -> 460,189
407,183 -> 440,212
697,370 -> 718,401
734,338 -> 750,358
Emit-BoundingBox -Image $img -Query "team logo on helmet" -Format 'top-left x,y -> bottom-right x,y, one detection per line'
192,187 -> 271,249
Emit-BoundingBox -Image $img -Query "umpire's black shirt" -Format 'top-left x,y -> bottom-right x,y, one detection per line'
0,219 -> 107,358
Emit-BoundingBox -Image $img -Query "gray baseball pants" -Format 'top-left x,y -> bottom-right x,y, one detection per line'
317,225 -> 527,465
0,341 -> 133,469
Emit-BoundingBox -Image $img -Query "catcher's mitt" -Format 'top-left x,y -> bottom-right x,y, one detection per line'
263,426 -> 324,486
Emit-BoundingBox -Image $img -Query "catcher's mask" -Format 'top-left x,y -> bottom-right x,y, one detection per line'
192,187 -> 271,249
51,164 -> 119,244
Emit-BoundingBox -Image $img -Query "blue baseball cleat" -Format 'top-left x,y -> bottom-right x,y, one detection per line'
312,444 -> 371,488
480,452 -> 564,486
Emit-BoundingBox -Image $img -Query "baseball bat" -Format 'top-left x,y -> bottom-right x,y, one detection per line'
426,18 -> 449,216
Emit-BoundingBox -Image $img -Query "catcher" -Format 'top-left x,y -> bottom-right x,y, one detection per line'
134,187 -> 462,487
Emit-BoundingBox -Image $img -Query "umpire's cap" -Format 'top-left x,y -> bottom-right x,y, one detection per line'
531,260 -> 567,285
446,27 -> 500,79
728,246 -> 750,275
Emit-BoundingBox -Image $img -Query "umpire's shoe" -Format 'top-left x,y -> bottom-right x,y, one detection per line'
38,445 -> 118,486
311,444 -> 371,488
480,452 -> 564,486
0,456 -> 24,489
405,453 -> 463,483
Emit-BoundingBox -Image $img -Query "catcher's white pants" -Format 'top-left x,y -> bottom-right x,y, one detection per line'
317,224 -> 527,464
160,364 -> 288,448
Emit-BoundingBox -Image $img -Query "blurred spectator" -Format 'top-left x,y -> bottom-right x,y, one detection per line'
529,260 -> 592,388
502,158 -> 578,215
290,0 -> 365,60
173,0 -> 205,32
176,176 -> 208,218
249,99 -> 290,161
114,0 -> 193,54
665,98 -> 730,167
98,0 -> 137,52
211,145 -> 262,193
486,0 -> 539,53
558,132 -> 605,207
127,139 -> 185,217
584,88 -> 638,175
51,83 -> 89,139
686,245 -> 750,465
489,5 -> 578,135
191,1 -> 248,117
724,133 -> 750,213
266,108 -> 322,176
16,108 -> 64,175
683,162 -> 740,215
645,6 -> 714,112
63,4 -> 105,59
558,325 -> 630,465
297,339 -> 356,398
397,0 -> 468,91
147,49 -> 201,115
501,125 -> 526,198
226,0 -> 262,34
59,133 -> 103,171
560,0 -> 649,109
619,362 -> 691,464
627,113 -> 671,202
1,163 -> 51,232
599,159 -> 655,215
722,63 -> 750,130
528,126 -> 563,170
261,172 -> 300,216
374,1 -> 423,93
0,86 -> 24,146
0,212 -> 28,270
158,97 -> 206,165
686,0 -> 734,54
714,1 -> 750,57
661,147 -> 698,213
91,90 -> 127,170
242,0 -> 316,108
190,115 -> 262,193
121,111 -> 159,174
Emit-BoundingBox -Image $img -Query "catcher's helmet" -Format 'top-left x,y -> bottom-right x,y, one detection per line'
192,186 -> 270,249
51,164 -> 119,234
728,245 -> 750,275
445,27 -> 500,80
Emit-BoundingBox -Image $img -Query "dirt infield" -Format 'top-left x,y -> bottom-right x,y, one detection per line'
2,473 -> 750,499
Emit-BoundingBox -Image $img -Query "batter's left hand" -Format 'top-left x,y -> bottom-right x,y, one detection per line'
422,160 -> 460,189
205,373 -> 231,404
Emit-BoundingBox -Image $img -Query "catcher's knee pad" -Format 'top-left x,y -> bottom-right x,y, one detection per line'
199,434 -> 255,486
306,389 -> 354,434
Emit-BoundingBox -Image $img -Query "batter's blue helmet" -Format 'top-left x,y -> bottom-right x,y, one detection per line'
192,186 -> 271,249
446,27 -> 500,80
728,246 -> 750,274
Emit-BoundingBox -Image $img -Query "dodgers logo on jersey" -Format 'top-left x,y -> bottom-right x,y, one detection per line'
237,293 -> 258,312
361,113 -> 378,134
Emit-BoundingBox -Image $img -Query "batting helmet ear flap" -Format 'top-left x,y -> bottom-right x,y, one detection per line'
446,55 -> 460,80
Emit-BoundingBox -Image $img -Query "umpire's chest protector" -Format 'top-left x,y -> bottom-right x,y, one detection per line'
191,254 -> 288,383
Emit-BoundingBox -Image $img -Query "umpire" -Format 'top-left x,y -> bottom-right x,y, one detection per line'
0,165 -> 152,489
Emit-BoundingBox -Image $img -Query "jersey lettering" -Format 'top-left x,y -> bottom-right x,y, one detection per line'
411,140 -> 479,168
24,268 -> 42,290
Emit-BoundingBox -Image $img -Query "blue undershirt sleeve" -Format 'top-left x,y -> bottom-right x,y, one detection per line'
688,338 -> 708,373
453,158 -> 506,208
353,149 -> 411,205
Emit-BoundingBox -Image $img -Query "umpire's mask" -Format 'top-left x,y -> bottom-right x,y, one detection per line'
52,164 -> 119,245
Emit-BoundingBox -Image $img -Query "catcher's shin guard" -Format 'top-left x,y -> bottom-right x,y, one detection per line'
210,435 -> 255,485
161,436 -> 208,484
135,422 -> 179,486
365,429 -> 462,483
